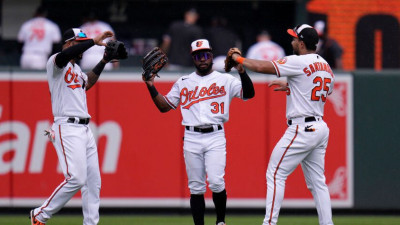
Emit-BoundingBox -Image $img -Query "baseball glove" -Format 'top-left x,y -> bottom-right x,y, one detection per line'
103,40 -> 128,62
142,47 -> 168,81
224,47 -> 242,72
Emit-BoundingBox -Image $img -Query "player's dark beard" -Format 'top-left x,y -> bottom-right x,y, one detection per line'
195,62 -> 213,75
293,49 -> 300,55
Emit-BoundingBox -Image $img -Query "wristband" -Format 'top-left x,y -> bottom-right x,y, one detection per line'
236,56 -> 245,64
148,85 -> 159,98
92,61 -> 106,76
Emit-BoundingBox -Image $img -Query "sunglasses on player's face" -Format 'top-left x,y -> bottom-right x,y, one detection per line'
76,32 -> 87,38
192,52 -> 213,61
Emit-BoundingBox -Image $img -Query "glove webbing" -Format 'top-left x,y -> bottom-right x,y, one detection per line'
144,54 -> 166,72
143,50 -> 161,68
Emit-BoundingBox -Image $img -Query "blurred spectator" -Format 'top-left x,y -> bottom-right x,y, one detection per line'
246,30 -> 285,61
205,16 -> 241,71
17,6 -> 61,70
161,8 -> 203,70
314,20 -> 343,69
80,11 -> 117,70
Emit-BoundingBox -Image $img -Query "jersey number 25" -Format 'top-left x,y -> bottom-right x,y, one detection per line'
311,76 -> 332,102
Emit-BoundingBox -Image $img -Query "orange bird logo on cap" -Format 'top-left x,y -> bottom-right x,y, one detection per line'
196,41 -> 203,47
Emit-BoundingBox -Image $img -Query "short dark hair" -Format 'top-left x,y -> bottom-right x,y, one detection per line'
303,40 -> 317,51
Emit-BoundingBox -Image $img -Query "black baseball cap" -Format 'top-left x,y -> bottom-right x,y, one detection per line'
62,28 -> 90,43
287,24 -> 319,49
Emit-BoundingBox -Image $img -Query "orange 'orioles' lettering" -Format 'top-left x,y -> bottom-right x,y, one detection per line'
64,67 -> 82,90
180,83 -> 226,109
64,67 -> 79,84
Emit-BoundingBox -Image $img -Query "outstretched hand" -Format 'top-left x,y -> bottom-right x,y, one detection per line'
268,80 -> 288,91
93,31 -> 114,46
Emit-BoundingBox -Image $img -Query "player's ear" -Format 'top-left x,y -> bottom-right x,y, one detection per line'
300,40 -> 306,49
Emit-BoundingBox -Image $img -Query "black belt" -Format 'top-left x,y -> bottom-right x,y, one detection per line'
186,125 -> 223,133
287,116 -> 316,126
67,117 -> 90,125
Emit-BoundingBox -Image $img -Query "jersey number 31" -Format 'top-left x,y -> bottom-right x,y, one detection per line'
211,102 -> 225,114
311,76 -> 332,102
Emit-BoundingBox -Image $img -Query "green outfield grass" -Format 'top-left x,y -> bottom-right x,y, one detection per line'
3,214 -> 400,225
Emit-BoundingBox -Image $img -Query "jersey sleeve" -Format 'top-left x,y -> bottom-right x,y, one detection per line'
228,75 -> 243,99
271,55 -> 304,77
47,54 -> 63,75
164,80 -> 181,109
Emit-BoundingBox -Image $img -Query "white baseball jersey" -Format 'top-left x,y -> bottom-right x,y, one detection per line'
46,54 -> 90,118
18,17 -> 61,55
264,53 -> 335,225
34,53 -> 100,225
164,71 -> 243,126
246,40 -> 285,61
80,21 -> 115,70
271,54 -> 335,119
18,17 -> 61,69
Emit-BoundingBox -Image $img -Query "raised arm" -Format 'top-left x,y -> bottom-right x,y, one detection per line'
143,73 -> 172,113
55,40 -> 95,68
234,64 -> 255,99
55,31 -> 113,69
85,32 -> 126,91
230,48 -> 277,75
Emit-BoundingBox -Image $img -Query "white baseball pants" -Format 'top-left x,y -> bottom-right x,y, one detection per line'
183,129 -> 226,194
33,122 -> 101,225
263,119 -> 334,225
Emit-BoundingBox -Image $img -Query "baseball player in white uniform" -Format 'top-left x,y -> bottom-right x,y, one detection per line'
17,6 -> 61,70
80,16 -> 116,70
29,28 -> 114,225
143,39 -> 255,225
228,24 -> 335,225
246,30 -> 285,61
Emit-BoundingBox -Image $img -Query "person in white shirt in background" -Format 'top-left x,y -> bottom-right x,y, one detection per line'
80,12 -> 118,70
18,6 -> 61,70
246,30 -> 285,61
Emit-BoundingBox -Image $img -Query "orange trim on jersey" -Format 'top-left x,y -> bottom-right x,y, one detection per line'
271,61 -> 281,77
163,96 -> 177,109
67,84 -> 82,90
269,125 -> 298,224
182,94 -> 226,109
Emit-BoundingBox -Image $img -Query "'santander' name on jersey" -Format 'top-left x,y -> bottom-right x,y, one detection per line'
180,83 -> 226,109
303,62 -> 334,77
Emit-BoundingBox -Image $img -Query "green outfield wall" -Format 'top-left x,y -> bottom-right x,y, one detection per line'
352,71 -> 400,209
